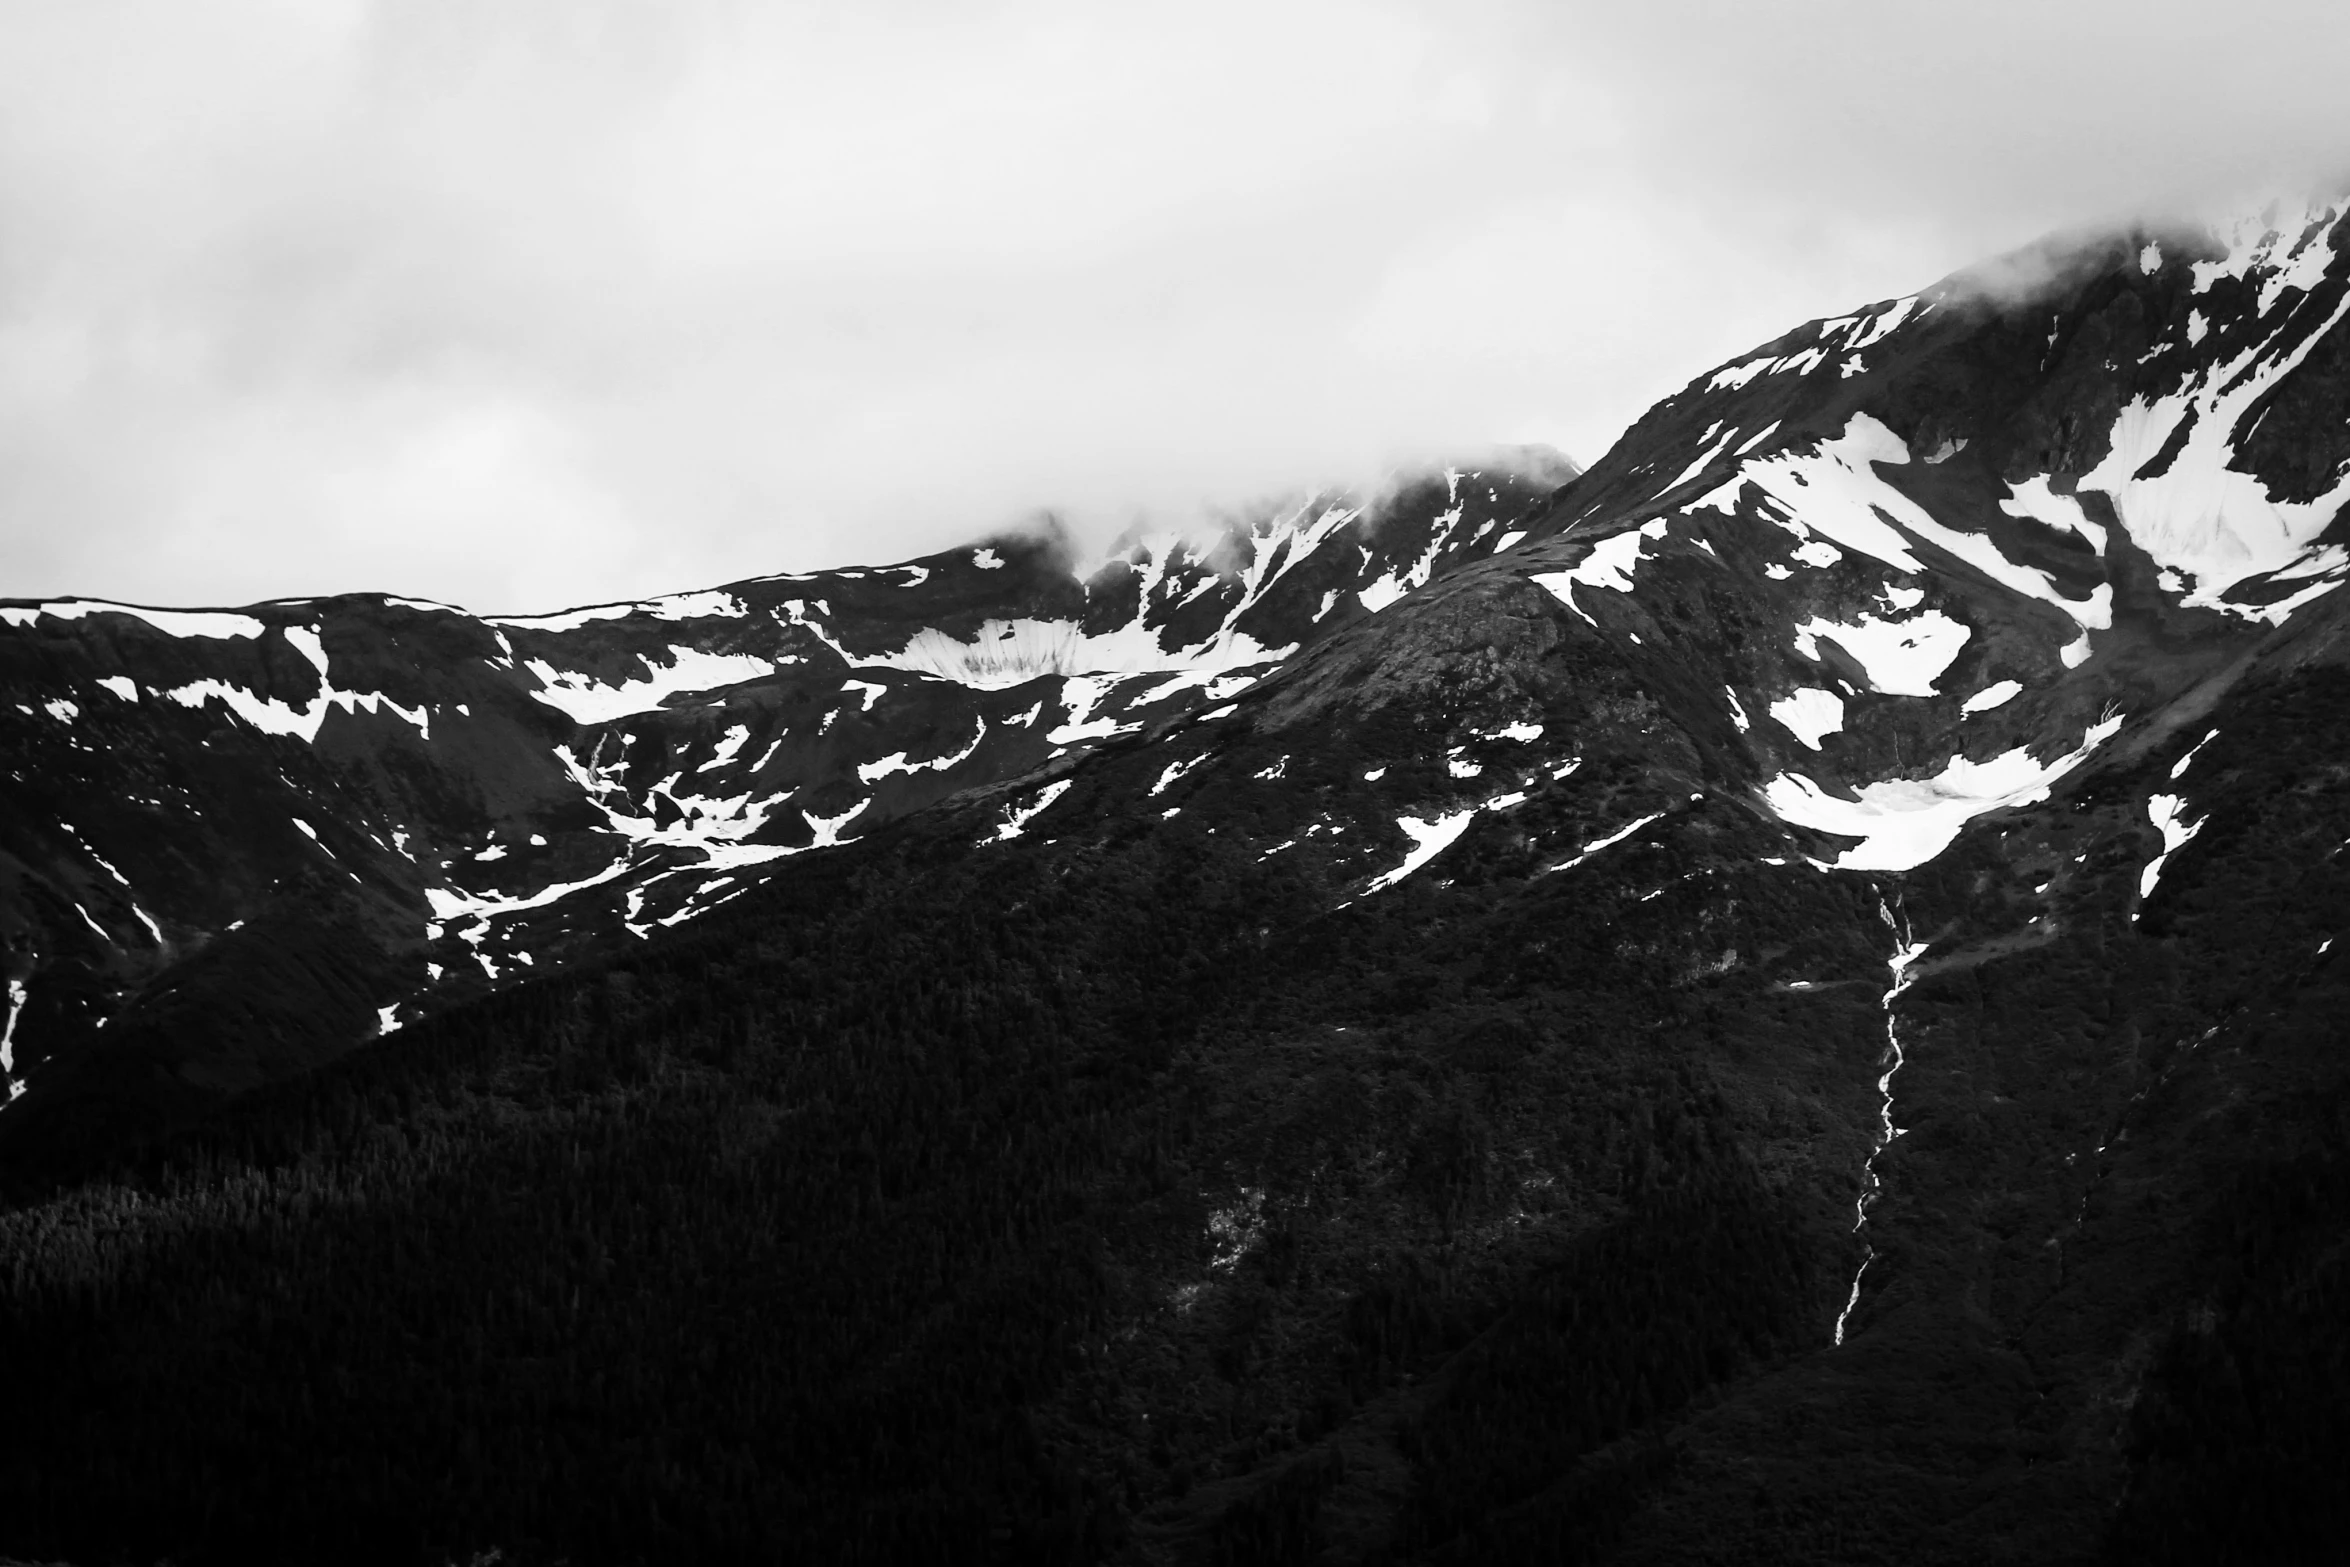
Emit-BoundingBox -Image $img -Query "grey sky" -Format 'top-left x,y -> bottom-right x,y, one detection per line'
3,0 -> 2344,614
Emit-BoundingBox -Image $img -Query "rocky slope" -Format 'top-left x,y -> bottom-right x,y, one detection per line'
2,198 -> 2347,1564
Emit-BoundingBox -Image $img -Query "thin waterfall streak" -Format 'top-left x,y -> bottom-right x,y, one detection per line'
1,976 -> 27,1106
1832,1258 -> 1869,1346
0,977 -> 23,1073
1834,894 -> 1926,1346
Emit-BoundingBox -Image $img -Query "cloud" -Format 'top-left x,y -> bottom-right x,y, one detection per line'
2,0 -> 2346,611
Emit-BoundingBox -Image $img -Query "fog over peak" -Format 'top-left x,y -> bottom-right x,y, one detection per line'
3,0 -> 2345,615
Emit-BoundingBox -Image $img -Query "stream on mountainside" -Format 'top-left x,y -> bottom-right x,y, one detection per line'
1834,895 -> 1927,1347
1,977 -> 26,1104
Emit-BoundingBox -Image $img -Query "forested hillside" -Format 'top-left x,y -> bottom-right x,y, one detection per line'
4,643 -> 2345,1564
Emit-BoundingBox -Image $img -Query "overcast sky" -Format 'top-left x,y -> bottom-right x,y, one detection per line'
3,0 -> 2345,614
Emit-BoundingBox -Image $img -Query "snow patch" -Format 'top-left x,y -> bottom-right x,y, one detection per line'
1665,424 -> 1741,491
856,719 -> 986,785
1543,811 -> 1668,875
645,591 -> 747,621
160,680 -> 329,739
1531,519 -> 1668,625
704,724 -> 753,771
1357,505 -> 1463,614
2003,476 -> 2107,555
877,618 -> 1288,693
1,601 -> 268,639
525,648 -> 777,724
1707,355 -> 1779,392
1771,688 -> 1846,748
994,780 -> 1073,842
801,802 -> 865,848
488,603 -> 634,632
1745,416 -> 2110,635
496,590 -> 746,629
1046,674 -> 1147,746
1763,711 -> 2126,872
2138,792 -> 2206,904
426,859 -> 637,944
1847,296 -> 1919,351
1151,753 -> 1208,797
1961,680 -> 2023,715
1795,610 -> 1971,696
1363,810 -> 1478,894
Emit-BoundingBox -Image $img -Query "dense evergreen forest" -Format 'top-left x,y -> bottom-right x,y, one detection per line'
2,667 -> 2346,1565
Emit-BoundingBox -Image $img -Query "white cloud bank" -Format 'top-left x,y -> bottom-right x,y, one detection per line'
2,1 -> 2345,611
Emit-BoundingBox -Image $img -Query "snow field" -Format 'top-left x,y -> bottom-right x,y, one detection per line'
1530,519 -> 1669,626
525,649 -> 780,725
2137,793 -> 2206,905
1962,680 -> 2023,715
1770,688 -> 1845,749
1762,711 -> 2126,872
1794,609 -> 1970,697
2077,270 -> 2350,621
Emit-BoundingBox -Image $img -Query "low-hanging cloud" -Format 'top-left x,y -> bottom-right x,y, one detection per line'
2,0 -> 2345,612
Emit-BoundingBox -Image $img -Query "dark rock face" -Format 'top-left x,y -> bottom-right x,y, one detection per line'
2,201 -> 2348,1565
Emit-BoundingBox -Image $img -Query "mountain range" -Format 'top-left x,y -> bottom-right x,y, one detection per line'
1,200 -> 2345,1565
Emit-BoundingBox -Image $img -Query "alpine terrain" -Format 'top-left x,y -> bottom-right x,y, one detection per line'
2,199 -> 2346,1566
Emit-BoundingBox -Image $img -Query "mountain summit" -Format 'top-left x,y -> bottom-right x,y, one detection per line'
2,202 -> 2346,1565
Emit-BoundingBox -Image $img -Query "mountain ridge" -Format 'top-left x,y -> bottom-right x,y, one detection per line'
0,462 -> 1580,1119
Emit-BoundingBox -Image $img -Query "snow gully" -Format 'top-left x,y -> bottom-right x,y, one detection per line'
1833,895 -> 1928,1346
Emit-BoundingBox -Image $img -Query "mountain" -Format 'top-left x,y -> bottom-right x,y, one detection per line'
0,459 -> 1568,1163
1,199 -> 2347,1567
